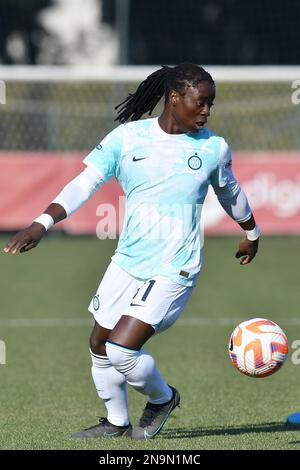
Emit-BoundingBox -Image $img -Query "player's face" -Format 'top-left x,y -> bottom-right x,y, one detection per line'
170,81 -> 215,133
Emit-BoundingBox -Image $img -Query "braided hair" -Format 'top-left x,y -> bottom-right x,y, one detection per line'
115,63 -> 214,123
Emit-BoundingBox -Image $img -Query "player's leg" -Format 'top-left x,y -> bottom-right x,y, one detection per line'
73,320 -> 131,438
107,315 -> 173,404
106,315 -> 179,440
89,321 -> 130,426
89,319 -> 110,356
105,277 -> 193,439
73,262 -> 143,438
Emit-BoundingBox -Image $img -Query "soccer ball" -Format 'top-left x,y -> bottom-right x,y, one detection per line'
228,318 -> 288,377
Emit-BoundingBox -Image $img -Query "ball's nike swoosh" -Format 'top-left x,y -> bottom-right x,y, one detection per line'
132,157 -> 148,161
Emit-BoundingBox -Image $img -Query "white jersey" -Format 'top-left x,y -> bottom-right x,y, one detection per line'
84,117 -> 239,286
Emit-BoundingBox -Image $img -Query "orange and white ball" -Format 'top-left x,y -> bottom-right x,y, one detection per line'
228,318 -> 288,377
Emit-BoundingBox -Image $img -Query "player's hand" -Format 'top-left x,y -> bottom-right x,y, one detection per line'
3,222 -> 46,254
235,237 -> 259,265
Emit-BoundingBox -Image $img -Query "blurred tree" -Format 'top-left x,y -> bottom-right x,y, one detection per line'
102,0 -> 300,65
38,0 -> 117,65
0,0 -> 53,64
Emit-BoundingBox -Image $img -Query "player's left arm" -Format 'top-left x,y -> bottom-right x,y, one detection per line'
211,140 -> 260,266
235,214 -> 259,265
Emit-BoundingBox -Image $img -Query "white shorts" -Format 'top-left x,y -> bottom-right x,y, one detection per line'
88,261 -> 193,334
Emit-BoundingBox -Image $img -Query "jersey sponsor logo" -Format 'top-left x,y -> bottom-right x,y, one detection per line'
188,154 -> 202,170
96,144 -> 102,150
132,156 -> 148,162
93,294 -> 100,311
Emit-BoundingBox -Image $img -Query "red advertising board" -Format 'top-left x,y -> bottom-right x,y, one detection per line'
205,152 -> 300,234
0,151 -> 300,235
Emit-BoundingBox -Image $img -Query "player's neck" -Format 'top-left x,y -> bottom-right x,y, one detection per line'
158,112 -> 186,135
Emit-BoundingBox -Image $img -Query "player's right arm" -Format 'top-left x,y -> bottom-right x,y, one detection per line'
3,125 -> 124,254
3,202 -> 67,254
3,165 -> 105,254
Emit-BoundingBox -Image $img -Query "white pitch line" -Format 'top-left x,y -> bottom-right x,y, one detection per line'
0,317 -> 299,327
0,318 -> 93,327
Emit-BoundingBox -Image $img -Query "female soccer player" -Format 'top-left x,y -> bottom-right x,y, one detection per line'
4,63 -> 260,440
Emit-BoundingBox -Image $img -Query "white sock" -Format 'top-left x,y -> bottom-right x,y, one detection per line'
105,342 -> 173,405
90,349 -> 130,427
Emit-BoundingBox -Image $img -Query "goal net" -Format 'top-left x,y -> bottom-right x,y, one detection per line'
1,65 -> 300,152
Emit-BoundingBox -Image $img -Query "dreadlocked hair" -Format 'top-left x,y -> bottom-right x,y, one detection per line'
114,63 -> 214,123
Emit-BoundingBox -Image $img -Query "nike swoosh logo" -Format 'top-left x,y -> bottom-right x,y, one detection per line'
130,302 -> 144,307
132,156 -> 148,162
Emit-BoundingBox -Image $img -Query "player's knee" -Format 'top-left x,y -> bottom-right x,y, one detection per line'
89,333 -> 107,356
106,341 -> 139,374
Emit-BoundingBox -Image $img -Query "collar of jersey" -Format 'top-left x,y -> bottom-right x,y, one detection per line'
154,117 -> 203,139
154,117 -> 187,138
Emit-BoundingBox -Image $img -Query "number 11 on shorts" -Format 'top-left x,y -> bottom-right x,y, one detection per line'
130,280 -> 156,306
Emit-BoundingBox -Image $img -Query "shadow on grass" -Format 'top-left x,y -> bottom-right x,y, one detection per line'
161,422 -> 300,439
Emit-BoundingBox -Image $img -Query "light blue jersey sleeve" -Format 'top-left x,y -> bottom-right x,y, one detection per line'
212,138 -> 234,188
211,139 -> 252,223
83,125 -> 124,182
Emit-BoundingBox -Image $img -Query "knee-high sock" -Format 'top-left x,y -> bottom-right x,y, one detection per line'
105,342 -> 172,405
90,349 -> 129,426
